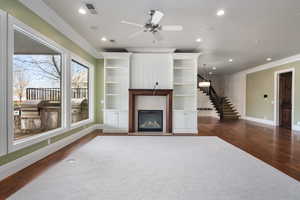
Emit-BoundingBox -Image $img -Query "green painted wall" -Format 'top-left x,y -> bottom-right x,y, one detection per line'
246,61 -> 300,125
0,1 -> 105,166
95,59 -> 104,123
0,123 -> 93,166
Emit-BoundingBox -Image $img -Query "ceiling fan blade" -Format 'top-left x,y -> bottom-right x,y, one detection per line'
121,20 -> 144,28
151,10 -> 164,25
128,29 -> 144,39
161,25 -> 183,31
153,32 -> 164,42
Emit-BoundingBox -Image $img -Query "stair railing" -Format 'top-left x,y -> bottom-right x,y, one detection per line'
197,74 -> 225,120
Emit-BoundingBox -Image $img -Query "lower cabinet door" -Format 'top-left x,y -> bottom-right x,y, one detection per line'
173,111 -> 185,129
118,111 -> 128,130
185,112 -> 197,130
173,111 -> 197,133
105,111 -> 119,129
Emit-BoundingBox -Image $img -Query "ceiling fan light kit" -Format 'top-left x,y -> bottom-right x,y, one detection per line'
149,10 -> 164,25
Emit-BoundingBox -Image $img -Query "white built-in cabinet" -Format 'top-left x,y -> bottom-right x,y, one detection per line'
173,53 -> 200,134
103,53 -> 131,132
103,52 -> 199,134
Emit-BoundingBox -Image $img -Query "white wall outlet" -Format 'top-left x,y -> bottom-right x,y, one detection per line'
263,116 -> 267,120
101,100 -> 104,104
297,121 -> 300,125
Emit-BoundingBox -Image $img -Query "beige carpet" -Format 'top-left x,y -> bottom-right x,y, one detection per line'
9,136 -> 300,200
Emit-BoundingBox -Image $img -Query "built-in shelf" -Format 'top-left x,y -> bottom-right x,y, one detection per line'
173,53 -> 199,134
105,94 -> 120,96
174,67 -> 193,70
104,109 -> 120,111
104,67 -> 122,69
105,82 -> 120,84
103,53 -> 131,133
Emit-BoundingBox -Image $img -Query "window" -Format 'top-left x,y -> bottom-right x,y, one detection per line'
0,10 -> 7,155
11,28 -> 63,141
71,60 -> 89,124
5,16 -> 94,152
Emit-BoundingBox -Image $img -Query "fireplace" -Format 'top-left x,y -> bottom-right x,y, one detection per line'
138,110 -> 163,132
129,89 -> 173,133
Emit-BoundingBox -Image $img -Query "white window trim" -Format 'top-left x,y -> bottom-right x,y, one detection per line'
7,16 -> 70,152
0,10 -> 7,156
69,53 -> 95,130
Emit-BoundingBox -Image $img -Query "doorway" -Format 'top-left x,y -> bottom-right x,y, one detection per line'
274,69 -> 294,130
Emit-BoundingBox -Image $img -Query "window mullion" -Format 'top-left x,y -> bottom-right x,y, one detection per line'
64,54 -> 71,129
0,10 -> 7,156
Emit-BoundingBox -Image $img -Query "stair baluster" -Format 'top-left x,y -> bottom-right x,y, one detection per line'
198,74 -> 239,120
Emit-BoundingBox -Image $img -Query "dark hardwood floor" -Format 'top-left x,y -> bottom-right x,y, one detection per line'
0,117 -> 300,199
198,117 -> 300,182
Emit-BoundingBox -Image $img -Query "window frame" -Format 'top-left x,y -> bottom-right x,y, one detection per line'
7,16 -> 69,152
69,54 -> 94,129
0,10 -> 7,156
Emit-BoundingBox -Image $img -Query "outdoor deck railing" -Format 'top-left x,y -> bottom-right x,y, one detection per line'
26,88 -> 88,101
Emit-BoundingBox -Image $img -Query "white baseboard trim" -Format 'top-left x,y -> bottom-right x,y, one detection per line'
0,124 -> 101,182
173,129 -> 198,134
245,117 -> 300,131
94,124 -> 104,130
245,116 -> 275,126
103,129 -> 128,133
292,125 -> 300,131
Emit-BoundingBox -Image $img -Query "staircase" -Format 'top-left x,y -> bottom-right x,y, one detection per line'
198,74 -> 240,120
209,93 -> 240,120
197,90 -> 219,118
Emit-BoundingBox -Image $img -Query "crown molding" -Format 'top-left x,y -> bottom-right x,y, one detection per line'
18,0 -> 102,58
243,54 -> 300,75
126,48 -> 176,53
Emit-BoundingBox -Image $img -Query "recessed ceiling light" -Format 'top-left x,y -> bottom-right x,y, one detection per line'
101,37 -> 107,42
266,57 -> 272,61
212,67 -> 216,70
196,38 -> 202,43
228,59 -> 233,62
78,7 -> 87,15
209,71 -> 213,75
216,9 -> 225,16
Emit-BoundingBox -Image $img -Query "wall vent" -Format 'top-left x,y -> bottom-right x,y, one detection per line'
85,3 -> 98,15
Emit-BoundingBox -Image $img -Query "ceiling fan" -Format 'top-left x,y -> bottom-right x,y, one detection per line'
121,10 -> 183,42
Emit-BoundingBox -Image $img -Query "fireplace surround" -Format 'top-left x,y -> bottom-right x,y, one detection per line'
129,89 -> 173,133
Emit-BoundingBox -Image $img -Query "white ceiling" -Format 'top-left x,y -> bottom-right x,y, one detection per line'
42,0 -> 300,74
